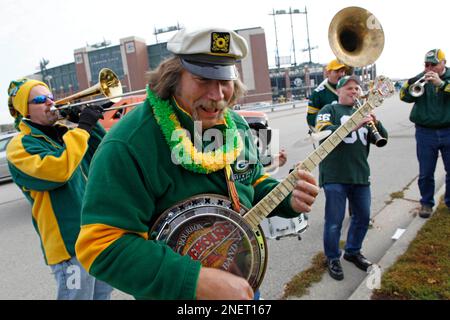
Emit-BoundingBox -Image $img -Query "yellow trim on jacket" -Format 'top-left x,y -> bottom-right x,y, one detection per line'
76,224 -> 149,272
253,174 -> 270,187
7,127 -> 90,183
307,106 -> 320,114
29,190 -> 71,265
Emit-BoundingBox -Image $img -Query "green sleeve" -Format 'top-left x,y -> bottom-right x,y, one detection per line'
441,80 -> 450,95
375,121 -> 388,139
316,105 -> 340,132
90,234 -> 201,300
7,130 -> 89,191
306,92 -> 321,128
255,178 -> 298,218
84,123 -> 106,167
82,140 -> 201,300
8,162 -> 65,191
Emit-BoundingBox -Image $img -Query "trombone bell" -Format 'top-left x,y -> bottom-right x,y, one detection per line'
328,6 -> 385,67
98,68 -> 123,103
54,68 -> 122,107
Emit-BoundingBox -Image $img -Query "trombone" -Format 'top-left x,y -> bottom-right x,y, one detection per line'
408,75 -> 427,97
50,68 -> 146,115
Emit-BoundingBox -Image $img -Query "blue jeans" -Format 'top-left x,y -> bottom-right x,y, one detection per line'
323,184 -> 371,260
415,125 -> 450,208
49,256 -> 113,300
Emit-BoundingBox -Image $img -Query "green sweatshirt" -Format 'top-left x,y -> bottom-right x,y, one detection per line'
6,120 -> 105,265
306,79 -> 339,128
76,95 -> 299,300
316,103 -> 388,187
400,68 -> 450,128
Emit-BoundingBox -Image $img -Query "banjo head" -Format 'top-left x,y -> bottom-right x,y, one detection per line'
150,194 -> 267,290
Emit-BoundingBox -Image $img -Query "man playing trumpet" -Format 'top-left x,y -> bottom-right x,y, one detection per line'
400,49 -> 450,218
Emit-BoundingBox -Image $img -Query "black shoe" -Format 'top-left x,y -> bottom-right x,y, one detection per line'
343,252 -> 372,272
419,205 -> 432,218
327,259 -> 344,281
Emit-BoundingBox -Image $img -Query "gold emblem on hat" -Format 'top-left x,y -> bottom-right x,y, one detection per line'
211,32 -> 230,54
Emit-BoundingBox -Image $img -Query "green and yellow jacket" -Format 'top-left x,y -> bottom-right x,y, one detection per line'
400,68 -> 450,128
306,79 -> 339,129
76,96 -> 299,300
6,120 -> 105,265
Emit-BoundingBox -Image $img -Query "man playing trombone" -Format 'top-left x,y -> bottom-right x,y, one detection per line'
400,49 -> 450,218
6,79 -> 112,299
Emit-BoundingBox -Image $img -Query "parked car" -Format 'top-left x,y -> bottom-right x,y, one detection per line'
233,109 -> 272,158
99,95 -> 146,131
0,132 -> 17,182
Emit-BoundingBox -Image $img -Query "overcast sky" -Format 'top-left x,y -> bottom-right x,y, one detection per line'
1,0 -> 448,124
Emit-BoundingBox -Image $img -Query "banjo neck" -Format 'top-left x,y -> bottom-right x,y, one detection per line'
242,100 -> 375,229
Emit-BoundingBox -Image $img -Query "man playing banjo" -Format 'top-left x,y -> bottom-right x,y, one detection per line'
76,27 -> 319,300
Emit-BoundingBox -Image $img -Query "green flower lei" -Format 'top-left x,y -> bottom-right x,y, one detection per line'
147,87 -> 243,174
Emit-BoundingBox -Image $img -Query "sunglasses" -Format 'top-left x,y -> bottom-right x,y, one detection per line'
28,94 -> 55,104
425,62 -> 438,67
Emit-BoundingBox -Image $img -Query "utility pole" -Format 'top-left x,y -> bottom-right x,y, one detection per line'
303,6 -> 313,64
289,7 -> 297,66
269,9 -> 281,99
270,9 -> 281,69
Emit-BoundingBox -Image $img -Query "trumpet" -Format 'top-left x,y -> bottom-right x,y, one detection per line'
408,75 -> 427,97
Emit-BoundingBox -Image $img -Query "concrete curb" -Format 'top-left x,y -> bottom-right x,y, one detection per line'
348,178 -> 446,300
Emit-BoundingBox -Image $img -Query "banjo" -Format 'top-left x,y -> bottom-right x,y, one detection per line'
150,76 -> 394,290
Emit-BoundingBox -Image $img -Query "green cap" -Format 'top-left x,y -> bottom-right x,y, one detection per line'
336,75 -> 361,89
424,49 -> 446,64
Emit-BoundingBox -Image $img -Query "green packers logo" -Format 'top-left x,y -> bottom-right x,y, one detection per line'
234,160 -> 250,173
426,51 -> 436,58
211,32 -> 230,54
